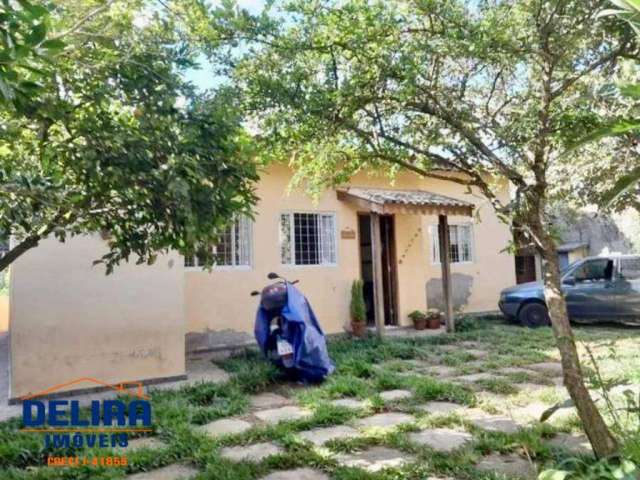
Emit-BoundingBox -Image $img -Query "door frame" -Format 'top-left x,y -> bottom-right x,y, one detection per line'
356,212 -> 399,327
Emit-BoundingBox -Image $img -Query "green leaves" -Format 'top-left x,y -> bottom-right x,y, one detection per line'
0,0 -> 258,273
539,458 -> 639,480
0,0 -> 64,106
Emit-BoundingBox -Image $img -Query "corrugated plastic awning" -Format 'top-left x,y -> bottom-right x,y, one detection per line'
336,187 -> 473,216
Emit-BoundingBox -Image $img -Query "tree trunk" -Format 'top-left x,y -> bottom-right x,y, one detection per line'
536,227 -> 619,458
0,235 -> 40,272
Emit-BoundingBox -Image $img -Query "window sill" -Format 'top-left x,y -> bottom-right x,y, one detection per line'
431,261 -> 474,267
184,266 -> 252,272
280,263 -> 338,269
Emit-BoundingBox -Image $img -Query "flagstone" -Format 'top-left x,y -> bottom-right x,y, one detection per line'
355,412 -> 415,430
525,362 -> 563,376
197,418 -> 253,437
408,428 -> 472,452
548,433 -> 593,455
254,405 -> 312,424
425,365 -> 458,377
465,349 -> 489,359
335,446 -> 415,472
475,453 -> 536,479
497,367 -> 533,376
120,437 -> 166,452
379,389 -> 412,402
453,372 -> 501,383
220,442 -> 284,462
469,415 -> 521,434
517,382 -> 548,393
298,425 -> 360,446
127,464 -> 199,480
511,402 -> 551,423
249,392 -> 291,410
415,401 -> 466,415
260,468 -> 330,480
330,398 -> 369,409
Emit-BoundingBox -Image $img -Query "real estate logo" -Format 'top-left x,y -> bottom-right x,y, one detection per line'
20,377 -> 152,467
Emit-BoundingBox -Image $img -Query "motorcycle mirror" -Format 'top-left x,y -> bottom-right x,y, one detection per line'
250,290 -> 260,296
267,272 -> 280,280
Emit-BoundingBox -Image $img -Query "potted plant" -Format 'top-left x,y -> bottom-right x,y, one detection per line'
408,310 -> 427,330
350,279 -> 367,337
426,309 -> 442,329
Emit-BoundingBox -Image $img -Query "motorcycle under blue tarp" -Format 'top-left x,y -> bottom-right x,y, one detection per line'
255,282 -> 334,382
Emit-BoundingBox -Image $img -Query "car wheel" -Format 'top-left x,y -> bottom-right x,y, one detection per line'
518,303 -> 550,328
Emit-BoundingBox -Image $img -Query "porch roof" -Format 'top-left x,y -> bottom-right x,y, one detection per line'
336,187 -> 474,217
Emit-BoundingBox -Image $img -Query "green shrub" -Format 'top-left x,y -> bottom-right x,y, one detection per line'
539,458 -> 638,480
350,279 -> 366,323
455,316 -> 480,332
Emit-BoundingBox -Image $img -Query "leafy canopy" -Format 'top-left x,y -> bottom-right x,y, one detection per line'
0,0 -> 258,272
186,0 -> 635,243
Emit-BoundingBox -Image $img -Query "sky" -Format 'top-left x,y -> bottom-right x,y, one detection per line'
184,0 -> 267,90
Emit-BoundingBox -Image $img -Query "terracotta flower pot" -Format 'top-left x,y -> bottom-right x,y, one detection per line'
413,317 -> 427,330
427,317 -> 441,329
351,321 -> 367,337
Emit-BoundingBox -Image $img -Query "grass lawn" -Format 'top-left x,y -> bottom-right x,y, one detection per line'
1,318 -> 640,479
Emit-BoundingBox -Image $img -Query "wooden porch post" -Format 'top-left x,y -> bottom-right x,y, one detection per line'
370,213 -> 385,338
438,214 -> 455,333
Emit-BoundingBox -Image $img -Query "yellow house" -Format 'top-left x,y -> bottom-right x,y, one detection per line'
7,163 -> 516,400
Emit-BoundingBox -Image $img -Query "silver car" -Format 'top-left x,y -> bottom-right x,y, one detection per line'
499,255 -> 640,327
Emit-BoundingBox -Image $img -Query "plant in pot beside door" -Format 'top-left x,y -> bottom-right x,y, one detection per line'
426,309 -> 442,329
408,310 -> 427,330
350,280 -> 367,337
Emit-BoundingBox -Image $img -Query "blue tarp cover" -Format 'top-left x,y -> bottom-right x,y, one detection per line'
255,282 -> 335,382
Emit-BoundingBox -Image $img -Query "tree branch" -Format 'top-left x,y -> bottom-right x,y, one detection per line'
51,0 -> 116,41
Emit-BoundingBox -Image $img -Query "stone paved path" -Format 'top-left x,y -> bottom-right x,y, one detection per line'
336,446 -> 415,472
409,428 -> 472,452
548,433 -> 592,455
298,425 -> 360,446
198,418 -> 253,437
526,362 -> 563,376
330,398 -> 368,409
416,401 -> 466,415
355,412 -> 415,430
475,453 -> 537,479
119,437 -> 165,452
260,468 -> 330,480
127,464 -> 199,480
254,405 -> 312,424
469,415 -> 521,434
250,392 -> 291,409
379,389 -> 412,401
220,442 -> 284,462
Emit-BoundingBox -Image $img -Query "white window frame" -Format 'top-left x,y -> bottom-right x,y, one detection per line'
429,222 -> 475,265
184,216 -> 253,271
279,211 -> 338,267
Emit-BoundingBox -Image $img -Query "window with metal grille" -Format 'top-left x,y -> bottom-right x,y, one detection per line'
430,224 -> 473,264
279,212 -> 337,265
184,216 -> 252,268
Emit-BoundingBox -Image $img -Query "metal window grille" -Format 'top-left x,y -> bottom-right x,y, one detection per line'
431,224 -> 473,264
280,212 -> 336,265
184,216 -> 252,268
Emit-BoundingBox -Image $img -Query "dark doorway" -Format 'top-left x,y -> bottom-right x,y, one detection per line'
515,255 -> 537,284
358,214 -> 398,326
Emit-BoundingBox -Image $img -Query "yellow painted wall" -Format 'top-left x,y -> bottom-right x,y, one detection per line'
8,163 -> 516,397
9,236 -> 185,399
185,164 -> 515,335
